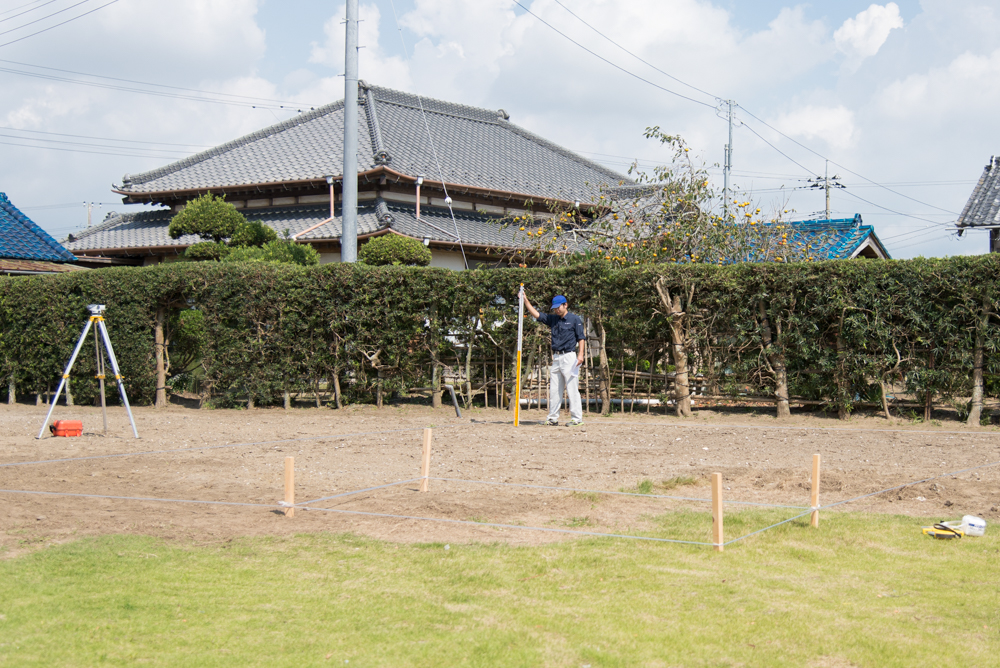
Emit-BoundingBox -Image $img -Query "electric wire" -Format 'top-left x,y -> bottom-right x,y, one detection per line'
510,0 -> 716,110
0,58 -> 319,108
0,0 -> 57,24
0,0 -> 98,37
0,124 -> 213,148
387,0 -> 469,268
535,1 -> 959,222
0,0 -> 50,18
549,0 -> 718,103
0,0 -> 118,49
0,138 -> 197,159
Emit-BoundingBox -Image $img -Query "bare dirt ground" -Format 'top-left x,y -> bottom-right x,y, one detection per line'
3,400 -> 1000,557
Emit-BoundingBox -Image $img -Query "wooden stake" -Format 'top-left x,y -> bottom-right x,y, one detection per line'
420,428 -> 432,492
811,453 -> 821,528
711,472 -> 723,552
284,456 -> 294,517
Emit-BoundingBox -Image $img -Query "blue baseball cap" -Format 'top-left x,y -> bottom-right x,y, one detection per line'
550,295 -> 568,309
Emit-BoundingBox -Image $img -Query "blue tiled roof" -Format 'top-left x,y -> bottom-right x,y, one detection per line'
784,215 -> 889,259
0,192 -> 76,262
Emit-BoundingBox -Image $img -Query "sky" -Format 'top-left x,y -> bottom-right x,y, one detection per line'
1,0 -> 999,258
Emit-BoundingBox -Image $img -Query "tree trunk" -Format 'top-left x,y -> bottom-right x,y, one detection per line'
758,301 -> 790,419
431,360 -> 442,409
36,392 -> 43,406
968,300 -> 989,426
654,278 -> 691,417
154,307 -> 167,409
65,378 -> 73,406
924,351 -> 934,422
835,314 -> 849,420
333,370 -> 343,409
247,396 -> 254,410
596,320 -> 611,414
880,381 -> 892,420
464,320 -> 475,409
7,377 -> 14,405
283,378 -> 291,410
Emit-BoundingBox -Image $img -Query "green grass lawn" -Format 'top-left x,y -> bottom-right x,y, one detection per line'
1,511 -> 997,667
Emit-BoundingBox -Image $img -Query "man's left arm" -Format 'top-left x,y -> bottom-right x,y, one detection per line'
575,316 -> 586,365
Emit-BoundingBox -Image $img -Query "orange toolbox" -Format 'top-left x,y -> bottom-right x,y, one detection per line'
49,420 -> 83,437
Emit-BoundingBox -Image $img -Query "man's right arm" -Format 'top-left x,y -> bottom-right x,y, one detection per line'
523,293 -> 541,320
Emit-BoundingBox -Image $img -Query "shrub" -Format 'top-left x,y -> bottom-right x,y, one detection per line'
168,193 -> 246,243
358,234 -> 432,266
223,239 -> 320,266
184,241 -> 230,261
230,220 -> 278,248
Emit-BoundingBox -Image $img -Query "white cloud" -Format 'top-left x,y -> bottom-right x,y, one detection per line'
772,105 -> 857,150
834,3 -> 903,63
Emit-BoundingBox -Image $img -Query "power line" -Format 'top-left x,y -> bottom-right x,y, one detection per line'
0,0 -> 57,24
0,0 -> 96,37
839,189 -> 953,228
0,0 -> 118,49
538,1 -> 960,220
510,0 -> 716,110
0,137 -> 195,159
735,106 -> 960,216
0,58 -> 320,108
549,0 -> 718,103
0,124 -> 213,148
0,130 -> 193,155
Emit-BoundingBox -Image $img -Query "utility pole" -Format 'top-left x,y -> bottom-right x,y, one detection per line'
723,99 -> 734,218
85,202 -> 92,228
341,0 -> 359,263
807,160 -> 844,220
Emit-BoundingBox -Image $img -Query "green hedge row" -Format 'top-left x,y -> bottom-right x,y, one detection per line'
1,256 -> 997,417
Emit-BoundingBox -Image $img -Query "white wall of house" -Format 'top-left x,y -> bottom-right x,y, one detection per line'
429,250 -> 467,270
319,252 -> 342,264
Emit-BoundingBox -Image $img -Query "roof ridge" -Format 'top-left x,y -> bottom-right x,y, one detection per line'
122,100 -> 346,189
365,83 -> 507,124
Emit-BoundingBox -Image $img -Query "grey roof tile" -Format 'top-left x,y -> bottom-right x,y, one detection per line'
957,157 -> 1000,229
117,83 -> 628,203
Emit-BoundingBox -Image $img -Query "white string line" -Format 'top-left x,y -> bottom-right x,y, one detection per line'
428,477 -> 810,510
386,0 -> 468,269
0,426 -> 456,469
724,509 -> 816,546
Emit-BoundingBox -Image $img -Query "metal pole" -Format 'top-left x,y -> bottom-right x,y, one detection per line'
341,0 -> 359,263
825,160 -> 831,220
514,284 -> 524,426
96,319 -> 139,439
36,318 -> 95,439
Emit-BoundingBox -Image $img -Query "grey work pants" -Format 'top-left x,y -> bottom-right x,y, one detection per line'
548,351 -> 582,422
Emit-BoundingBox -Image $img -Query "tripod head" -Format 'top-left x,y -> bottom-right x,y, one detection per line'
87,304 -> 106,316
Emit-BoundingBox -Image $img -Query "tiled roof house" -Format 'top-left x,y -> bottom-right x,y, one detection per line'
957,156 -> 1000,253
65,82 -> 629,269
0,192 -> 84,275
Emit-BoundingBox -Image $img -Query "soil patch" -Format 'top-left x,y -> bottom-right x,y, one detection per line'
3,403 -> 1000,556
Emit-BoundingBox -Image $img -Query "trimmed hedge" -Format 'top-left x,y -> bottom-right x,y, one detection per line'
0,256 -> 997,416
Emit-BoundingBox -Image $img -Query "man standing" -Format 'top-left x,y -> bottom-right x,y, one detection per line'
523,292 -> 586,426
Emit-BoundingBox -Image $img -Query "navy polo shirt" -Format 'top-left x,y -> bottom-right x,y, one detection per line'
536,312 -> 585,353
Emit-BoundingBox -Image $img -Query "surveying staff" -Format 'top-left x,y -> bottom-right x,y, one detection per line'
523,293 -> 586,426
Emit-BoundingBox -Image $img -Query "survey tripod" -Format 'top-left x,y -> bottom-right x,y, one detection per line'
36,304 -> 139,439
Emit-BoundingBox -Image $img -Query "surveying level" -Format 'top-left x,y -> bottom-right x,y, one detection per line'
36,304 -> 139,439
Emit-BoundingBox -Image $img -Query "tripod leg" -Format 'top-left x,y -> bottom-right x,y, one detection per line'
96,329 -> 107,433
37,318 -> 95,439
97,319 -> 139,438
